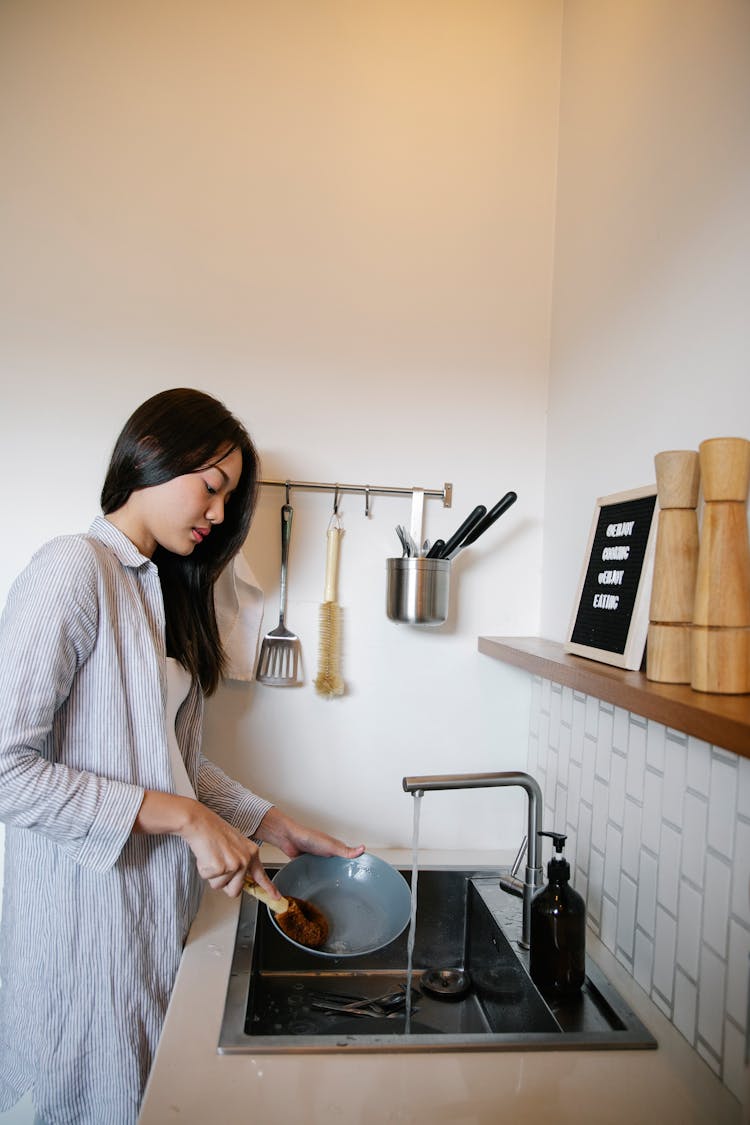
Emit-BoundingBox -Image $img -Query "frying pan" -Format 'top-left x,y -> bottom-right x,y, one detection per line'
269,853 -> 411,958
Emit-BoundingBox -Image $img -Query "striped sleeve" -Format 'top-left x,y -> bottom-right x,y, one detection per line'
0,538 -> 144,872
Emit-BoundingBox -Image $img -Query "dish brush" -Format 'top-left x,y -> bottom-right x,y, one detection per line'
314,519 -> 344,698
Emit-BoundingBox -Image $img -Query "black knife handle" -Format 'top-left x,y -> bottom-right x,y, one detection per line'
439,505 -> 487,559
460,491 -> 517,547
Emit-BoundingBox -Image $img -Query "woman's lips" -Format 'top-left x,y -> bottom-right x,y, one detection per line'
191,527 -> 210,543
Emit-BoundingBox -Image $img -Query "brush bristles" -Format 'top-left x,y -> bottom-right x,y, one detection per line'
315,601 -> 344,697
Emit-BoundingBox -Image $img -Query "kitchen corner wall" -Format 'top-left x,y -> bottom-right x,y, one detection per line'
534,4 -> 750,1101
528,677 -> 750,1103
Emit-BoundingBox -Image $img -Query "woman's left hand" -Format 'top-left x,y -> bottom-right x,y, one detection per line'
257,806 -> 365,861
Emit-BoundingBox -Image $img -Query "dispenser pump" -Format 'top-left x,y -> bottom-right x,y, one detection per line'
539,830 -> 571,881
529,830 -> 586,997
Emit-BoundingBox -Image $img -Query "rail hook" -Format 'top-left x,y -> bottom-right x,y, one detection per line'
284,480 -> 291,505
328,484 -> 343,531
364,486 -> 371,518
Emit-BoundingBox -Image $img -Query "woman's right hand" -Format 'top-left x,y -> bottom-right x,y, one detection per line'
134,790 -> 279,900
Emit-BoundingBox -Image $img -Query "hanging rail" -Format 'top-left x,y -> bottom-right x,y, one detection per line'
259,477 -> 453,509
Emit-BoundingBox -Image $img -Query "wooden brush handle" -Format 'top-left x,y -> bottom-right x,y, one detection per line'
243,878 -> 289,914
324,527 -> 343,603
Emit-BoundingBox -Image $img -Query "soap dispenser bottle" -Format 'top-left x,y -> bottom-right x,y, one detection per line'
530,831 -> 586,997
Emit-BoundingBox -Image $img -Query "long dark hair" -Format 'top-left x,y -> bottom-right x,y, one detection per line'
101,388 -> 260,695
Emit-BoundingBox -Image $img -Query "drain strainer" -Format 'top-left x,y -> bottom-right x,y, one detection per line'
420,968 -> 472,1001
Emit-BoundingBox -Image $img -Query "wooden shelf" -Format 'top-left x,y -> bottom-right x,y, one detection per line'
478,636 -> 750,759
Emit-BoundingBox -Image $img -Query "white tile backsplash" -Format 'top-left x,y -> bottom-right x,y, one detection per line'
608,749 -> 627,829
646,719 -> 666,772
682,791 -> 708,890
600,894 -> 617,952
566,761 -> 582,830
528,674 -> 746,1100
687,735 -> 712,797
656,823 -> 681,917
595,705 -> 613,781
591,777 -> 608,851
625,719 -> 647,802
722,1020 -> 748,1104
698,944 -> 727,1057
738,757 -> 750,820
603,822 -> 622,900
663,735 -> 687,828
616,872 -> 638,960
676,879 -> 703,981
577,802 -> 592,874
633,928 -> 654,993
731,818 -> 750,928
621,797 -> 642,882
636,849 -> 658,939
708,756 -> 739,860
703,853 -> 732,958
561,684 -> 573,728
588,847 -> 604,928
571,693 -> 586,763
726,920 -> 750,1028
580,735 -> 596,805
584,694 -> 599,739
612,706 -> 629,753
641,769 -> 663,854
673,967 -> 698,1044
653,906 -> 677,1006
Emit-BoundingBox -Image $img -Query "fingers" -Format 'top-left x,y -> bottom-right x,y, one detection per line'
243,854 -> 278,899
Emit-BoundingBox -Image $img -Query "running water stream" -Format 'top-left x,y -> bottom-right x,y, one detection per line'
404,791 -> 423,1034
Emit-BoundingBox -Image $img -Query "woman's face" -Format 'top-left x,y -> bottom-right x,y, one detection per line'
108,445 -> 244,558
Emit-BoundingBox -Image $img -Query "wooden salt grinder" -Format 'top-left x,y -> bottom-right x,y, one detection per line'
647,451 -> 700,683
691,437 -> 750,694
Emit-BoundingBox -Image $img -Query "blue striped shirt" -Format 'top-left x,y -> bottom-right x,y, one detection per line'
0,517 -> 271,1124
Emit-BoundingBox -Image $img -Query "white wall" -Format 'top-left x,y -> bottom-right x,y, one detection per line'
0,1 -> 563,857
541,0 -> 750,641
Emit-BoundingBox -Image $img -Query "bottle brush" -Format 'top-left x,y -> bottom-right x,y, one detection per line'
314,522 -> 344,698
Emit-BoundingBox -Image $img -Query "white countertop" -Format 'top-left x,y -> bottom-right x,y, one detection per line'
138,849 -> 742,1125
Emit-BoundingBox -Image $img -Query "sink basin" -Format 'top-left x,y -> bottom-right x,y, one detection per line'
218,866 -> 656,1053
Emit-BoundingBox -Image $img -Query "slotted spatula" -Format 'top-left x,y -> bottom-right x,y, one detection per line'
256,503 -> 302,686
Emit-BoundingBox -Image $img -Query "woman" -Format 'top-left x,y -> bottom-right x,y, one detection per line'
0,389 -> 364,1125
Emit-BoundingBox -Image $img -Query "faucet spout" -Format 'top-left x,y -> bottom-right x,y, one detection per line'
401,771 -> 544,949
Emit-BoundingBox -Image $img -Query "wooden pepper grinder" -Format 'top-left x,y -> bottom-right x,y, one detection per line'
691,436 -> 750,694
647,450 -> 700,683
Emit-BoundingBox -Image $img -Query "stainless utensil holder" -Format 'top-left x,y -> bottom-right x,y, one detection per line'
386,557 -> 451,625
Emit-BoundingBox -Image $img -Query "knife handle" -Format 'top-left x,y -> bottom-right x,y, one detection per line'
440,505 -> 487,559
461,492 -> 517,547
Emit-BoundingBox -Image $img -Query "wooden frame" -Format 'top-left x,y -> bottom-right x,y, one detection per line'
565,484 -> 658,671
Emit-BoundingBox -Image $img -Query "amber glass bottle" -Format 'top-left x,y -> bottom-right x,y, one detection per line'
529,831 -> 586,997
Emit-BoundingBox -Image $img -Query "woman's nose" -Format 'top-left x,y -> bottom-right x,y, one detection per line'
206,495 -> 225,525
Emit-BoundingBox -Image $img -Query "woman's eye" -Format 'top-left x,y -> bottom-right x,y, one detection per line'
205,482 -> 217,496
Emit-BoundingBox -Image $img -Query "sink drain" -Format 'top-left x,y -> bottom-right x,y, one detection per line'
420,968 -> 472,1001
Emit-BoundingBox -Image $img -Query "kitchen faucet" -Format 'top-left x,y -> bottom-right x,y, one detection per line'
401,771 -> 544,949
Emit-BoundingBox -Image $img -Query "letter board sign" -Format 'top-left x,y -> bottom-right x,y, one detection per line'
565,485 -> 658,670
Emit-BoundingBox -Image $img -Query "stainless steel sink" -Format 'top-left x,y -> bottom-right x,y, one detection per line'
218,866 -> 657,1053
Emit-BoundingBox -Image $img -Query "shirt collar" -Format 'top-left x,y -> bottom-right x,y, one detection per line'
87,514 -> 154,570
